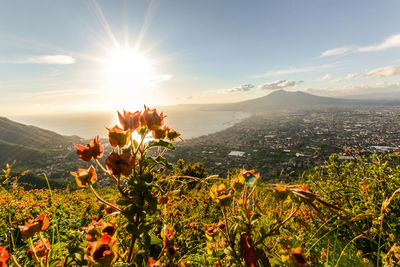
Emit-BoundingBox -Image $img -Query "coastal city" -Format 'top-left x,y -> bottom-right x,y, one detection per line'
166,106 -> 400,182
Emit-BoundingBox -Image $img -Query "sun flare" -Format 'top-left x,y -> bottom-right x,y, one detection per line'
104,50 -> 154,93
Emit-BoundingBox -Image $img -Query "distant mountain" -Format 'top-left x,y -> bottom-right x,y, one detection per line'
221,90 -> 350,112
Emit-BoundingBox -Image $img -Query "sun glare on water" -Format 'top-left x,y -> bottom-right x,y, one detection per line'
104,49 -> 154,94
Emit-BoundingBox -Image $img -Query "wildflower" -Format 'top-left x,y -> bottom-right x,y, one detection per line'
148,257 -> 161,267
102,221 -> 117,237
71,165 -> 97,187
141,106 -> 165,130
107,125 -> 129,148
18,214 -> 49,240
0,246 -> 9,267
320,248 -> 326,260
217,220 -> 225,230
210,184 -> 232,207
75,136 -> 104,161
240,233 -> 258,267
356,250 -> 363,257
203,225 -> 218,241
92,234 -> 116,266
272,186 -> 289,201
184,222 -> 199,231
290,247 -> 308,266
231,175 -> 245,192
158,193 -> 169,204
27,239 -> 51,258
161,225 -> 178,258
362,258 -> 369,263
162,224 -> 175,248
105,152 -> 133,177
152,126 -> 167,139
118,110 -> 141,131
103,201 -> 119,215
166,128 -> 181,141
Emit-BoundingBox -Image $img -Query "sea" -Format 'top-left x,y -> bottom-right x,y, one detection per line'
11,109 -> 250,140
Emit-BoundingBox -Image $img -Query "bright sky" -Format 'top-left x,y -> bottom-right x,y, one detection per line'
1,0 -> 400,116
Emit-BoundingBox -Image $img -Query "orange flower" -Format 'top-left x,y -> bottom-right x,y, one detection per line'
162,224 -> 176,248
290,247 -> 308,266
0,246 -> 9,267
166,128 -> 181,141
107,125 -> 129,148
118,110 -> 141,131
210,184 -> 232,206
231,175 -> 245,192
105,152 -> 133,177
18,214 -> 49,240
75,136 -> 104,161
148,257 -> 161,267
92,234 -> 116,266
152,126 -> 167,139
71,166 -> 97,187
240,233 -> 258,267
103,201 -> 119,215
158,193 -> 169,204
217,220 -> 225,230
141,106 -> 165,131
27,239 -> 51,258
203,224 -> 218,242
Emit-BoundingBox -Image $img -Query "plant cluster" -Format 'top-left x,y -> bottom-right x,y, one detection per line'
1,108 -> 400,266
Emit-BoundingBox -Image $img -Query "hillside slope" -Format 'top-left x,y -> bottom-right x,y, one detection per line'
0,117 -> 82,176
0,117 -> 74,149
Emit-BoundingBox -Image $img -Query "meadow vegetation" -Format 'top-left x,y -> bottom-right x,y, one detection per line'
1,107 -> 400,266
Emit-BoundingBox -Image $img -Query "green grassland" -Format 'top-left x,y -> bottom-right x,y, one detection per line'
1,152 -> 399,266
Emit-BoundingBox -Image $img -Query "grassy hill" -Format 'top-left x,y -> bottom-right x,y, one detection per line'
0,117 -> 84,181
0,117 -> 75,149
0,139 -> 50,168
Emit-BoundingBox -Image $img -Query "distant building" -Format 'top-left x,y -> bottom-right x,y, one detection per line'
228,151 -> 245,157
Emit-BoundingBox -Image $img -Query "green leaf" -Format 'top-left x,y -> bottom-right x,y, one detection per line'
147,140 -> 175,151
126,223 -> 139,236
251,213 -> 262,224
150,234 -> 162,245
154,155 -> 173,170
143,233 -> 151,250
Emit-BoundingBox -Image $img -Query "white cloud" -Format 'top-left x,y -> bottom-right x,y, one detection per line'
318,74 -> 331,81
358,33 -> 400,52
11,55 -> 76,64
321,33 -> 400,57
226,83 -> 255,93
345,73 -> 359,80
334,73 -> 359,82
252,63 -> 337,78
320,47 -> 351,57
364,66 -> 400,78
258,80 -> 303,90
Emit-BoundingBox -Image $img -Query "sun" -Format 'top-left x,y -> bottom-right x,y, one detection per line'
104,49 -> 154,93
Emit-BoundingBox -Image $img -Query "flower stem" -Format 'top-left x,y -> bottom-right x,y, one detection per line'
11,255 -> 22,267
89,185 -> 122,212
221,207 -> 243,267
29,237 -> 41,266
